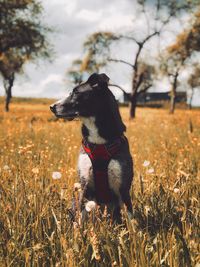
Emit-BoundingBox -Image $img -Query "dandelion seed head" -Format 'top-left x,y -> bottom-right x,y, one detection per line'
52,171 -> 62,180
143,160 -> 150,167
85,201 -> 96,212
147,168 -> 154,174
174,188 -> 180,193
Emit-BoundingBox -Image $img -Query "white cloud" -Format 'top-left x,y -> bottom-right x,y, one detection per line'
40,74 -> 63,88
99,14 -> 133,31
76,9 -> 102,22
12,73 -> 66,99
64,1 -> 77,16
0,0 -> 199,107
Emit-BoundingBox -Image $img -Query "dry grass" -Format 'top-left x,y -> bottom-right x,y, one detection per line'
0,102 -> 199,267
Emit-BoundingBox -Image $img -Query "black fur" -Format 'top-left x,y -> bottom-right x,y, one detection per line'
50,73 -> 133,223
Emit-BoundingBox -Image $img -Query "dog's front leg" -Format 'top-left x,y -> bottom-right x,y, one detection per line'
78,151 -> 95,222
78,180 -> 97,223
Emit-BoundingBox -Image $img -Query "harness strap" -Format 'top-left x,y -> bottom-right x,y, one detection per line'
82,136 -> 126,203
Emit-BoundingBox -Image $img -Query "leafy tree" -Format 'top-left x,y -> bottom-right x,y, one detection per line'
0,51 -> 25,111
160,46 -> 187,114
161,8 -> 200,113
68,32 -> 117,85
169,10 -> 200,57
0,0 -> 51,111
68,0 -> 199,118
68,59 -> 84,85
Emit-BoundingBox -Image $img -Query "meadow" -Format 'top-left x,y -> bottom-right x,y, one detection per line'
0,100 -> 199,267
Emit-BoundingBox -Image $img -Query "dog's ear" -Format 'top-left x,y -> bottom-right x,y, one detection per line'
99,73 -> 110,84
87,73 -> 110,87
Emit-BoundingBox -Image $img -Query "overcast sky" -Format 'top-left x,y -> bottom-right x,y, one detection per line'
0,0 -> 200,106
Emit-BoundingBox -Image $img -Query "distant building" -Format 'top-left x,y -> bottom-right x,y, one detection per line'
122,91 -> 187,107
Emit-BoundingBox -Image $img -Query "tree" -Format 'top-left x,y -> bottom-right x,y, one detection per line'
188,64 -> 200,109
0,52 -> 25,111
170,10 -> 200,57
160,47 -> 186,114
68,32 -> 117,85
0,0 -> 51,111
67,33 -> 156,105
160,8 -> 200,113
69,29 -> 160,118
68,59 -> 84,85
68,0 -> 199,118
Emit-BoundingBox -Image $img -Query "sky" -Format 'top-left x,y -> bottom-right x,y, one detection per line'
0,0 -> 200,106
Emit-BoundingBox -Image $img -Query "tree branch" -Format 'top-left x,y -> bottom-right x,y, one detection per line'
137,84 -> 152,95
108,58 -> 135,69
118,34 -> 141,45
132,30 -> 159,90
135,73 -> 144,92
141,31 -> 160,47
108,83 -> 130,98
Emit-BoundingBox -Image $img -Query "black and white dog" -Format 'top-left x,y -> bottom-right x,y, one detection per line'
50,73 -> 133,222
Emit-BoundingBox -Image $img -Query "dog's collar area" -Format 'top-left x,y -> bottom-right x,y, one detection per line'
82,135 -> 126,204
82,135 -> 126,160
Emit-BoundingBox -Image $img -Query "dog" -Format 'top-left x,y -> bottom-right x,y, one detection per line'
50,73 -> 133,223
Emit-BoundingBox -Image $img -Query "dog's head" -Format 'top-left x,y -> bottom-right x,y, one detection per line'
50,73 -> 110,120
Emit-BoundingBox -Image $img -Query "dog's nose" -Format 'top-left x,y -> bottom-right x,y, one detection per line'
50,104 -> 56,112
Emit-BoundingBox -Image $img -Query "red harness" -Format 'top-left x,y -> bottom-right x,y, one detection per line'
82,136 -> 126,203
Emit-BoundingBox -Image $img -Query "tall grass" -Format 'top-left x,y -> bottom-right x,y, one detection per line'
0,103 -> 199,266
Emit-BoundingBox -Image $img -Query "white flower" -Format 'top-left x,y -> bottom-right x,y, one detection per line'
74,182 -> 81,191
3,165 -> 10,171
85,201 -> 96,212
143,160 -> 150,167
52,171 -> 62,180
147,168 -> 154,174
174,188 -> 180,193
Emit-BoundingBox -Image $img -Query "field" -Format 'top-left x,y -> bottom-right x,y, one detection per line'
0,101 -> 199,267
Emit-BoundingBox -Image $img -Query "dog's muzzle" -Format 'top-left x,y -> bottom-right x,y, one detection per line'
50,104 -> 56,113
50,103 -> 79,120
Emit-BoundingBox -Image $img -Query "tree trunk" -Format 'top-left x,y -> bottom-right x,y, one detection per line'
169,72 -> 178,114
169,89 -> 176,114
5,88 -> 12,112
129,94 -> 137,119
188,89 -> 194,110
129,66 -> 139,119
4,74 -> 14,112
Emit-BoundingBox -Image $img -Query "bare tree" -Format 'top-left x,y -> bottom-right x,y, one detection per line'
0,0 -> 52,111
68,0 -> 198,118
160,52 -> 185,114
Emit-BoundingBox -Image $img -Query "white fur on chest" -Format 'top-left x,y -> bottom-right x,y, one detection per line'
80,116 -> 106,144
78,153 -> 94,188
108,159 -> 122,204
78,153 -> 122,203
